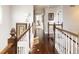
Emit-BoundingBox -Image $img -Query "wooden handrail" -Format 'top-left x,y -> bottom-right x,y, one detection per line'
17,24 -> 33,41
0,43 -> 14,54
55,27 -> 79,45
49,23 -> 63,26
55,27 -> 78,37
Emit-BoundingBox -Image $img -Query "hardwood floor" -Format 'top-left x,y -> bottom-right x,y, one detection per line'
31,34 -> 56,54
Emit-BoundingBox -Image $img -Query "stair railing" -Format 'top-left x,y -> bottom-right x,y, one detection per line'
0,28 -> 17,54
48,22 -> 63,53
17,23 -> 33,54
0,23 -> 33,54
53,23 -> 79,54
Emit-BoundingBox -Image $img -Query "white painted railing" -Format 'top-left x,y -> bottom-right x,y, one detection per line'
55,27 -> 79,54
17,23 -> 33,54
17,31 -> 29,54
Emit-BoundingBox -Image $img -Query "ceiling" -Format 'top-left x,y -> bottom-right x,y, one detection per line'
34,5 -> 60,9
34,5 -> 60,14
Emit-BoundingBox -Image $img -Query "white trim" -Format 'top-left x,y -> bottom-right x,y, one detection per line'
45,31 -> 48,34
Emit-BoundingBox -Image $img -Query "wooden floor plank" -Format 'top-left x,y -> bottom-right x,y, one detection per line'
31,34 -> 56,54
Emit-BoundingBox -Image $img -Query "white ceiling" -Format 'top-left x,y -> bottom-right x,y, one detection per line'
34,5 -> 60,9
34,5 -> 60,14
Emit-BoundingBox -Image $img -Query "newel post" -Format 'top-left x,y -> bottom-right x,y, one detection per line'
8,28 -> 17,54
53,23 -> 56,40
48,22 -> 49,42
53,23 -> 56,54
29,23 -> 31,48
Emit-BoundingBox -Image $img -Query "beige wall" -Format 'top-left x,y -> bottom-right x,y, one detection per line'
63,6 -> 79,34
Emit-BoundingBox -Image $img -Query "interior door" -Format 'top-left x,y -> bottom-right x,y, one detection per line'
16,23 -> 27,38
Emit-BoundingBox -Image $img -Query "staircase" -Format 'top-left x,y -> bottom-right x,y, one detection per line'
0,23 -> 34,54
0,22 -> 79,54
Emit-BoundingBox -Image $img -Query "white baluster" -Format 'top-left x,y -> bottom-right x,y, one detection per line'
71,36 -> 73,54
77,35 -> 79,54
75,37 -> 77,54
67,35 -> 70,54
65,33 -> 67,54
73,40 -> 75,54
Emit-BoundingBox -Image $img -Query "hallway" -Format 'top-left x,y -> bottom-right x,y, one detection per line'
31,28 -> 56,54
0,5 -> 79,54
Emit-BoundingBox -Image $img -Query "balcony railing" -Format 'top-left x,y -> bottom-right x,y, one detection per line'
53,23 -> 79,54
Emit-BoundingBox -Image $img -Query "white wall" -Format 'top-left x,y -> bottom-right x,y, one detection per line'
11,5 -> 33,28
63,6 -> 79,34
0,5 -> 34,52
0,6 -> 12,51
0,6 -> 2,24
11,5 -> 34,52
44,6 -> 63,33
44,7 -> 55,33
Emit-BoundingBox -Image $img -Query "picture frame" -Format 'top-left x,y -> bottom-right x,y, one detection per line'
48,13 -> 54,20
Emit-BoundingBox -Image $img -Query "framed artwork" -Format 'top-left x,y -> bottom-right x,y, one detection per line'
48,13 -> 54,20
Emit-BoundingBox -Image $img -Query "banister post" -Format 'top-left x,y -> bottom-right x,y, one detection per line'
53,23 -> 56,54
48,22 -> 49,42
61,23 -> 63,29
8,28 -> 17,54
29,23 -> 31,48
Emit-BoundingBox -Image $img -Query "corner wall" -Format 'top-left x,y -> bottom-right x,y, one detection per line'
0,6 -> 12,51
